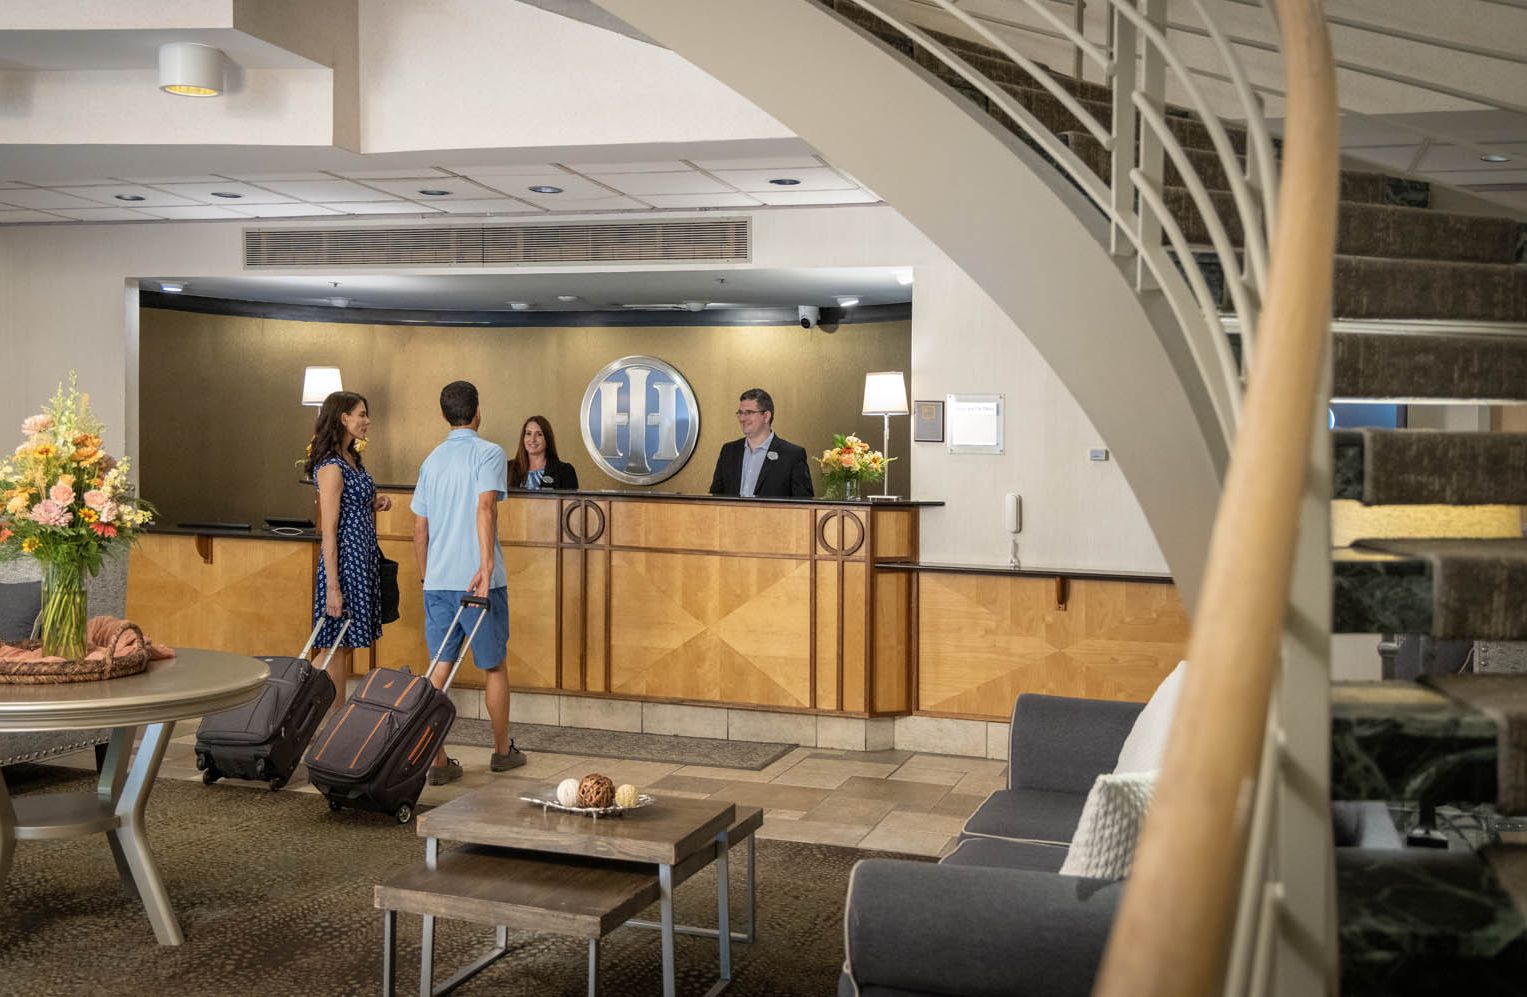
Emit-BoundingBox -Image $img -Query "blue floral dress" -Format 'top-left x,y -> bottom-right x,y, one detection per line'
312,455 -> 382,648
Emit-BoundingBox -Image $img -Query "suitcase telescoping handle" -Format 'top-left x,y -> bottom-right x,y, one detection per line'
430,595 -> 491,694
297,616 -> 352,671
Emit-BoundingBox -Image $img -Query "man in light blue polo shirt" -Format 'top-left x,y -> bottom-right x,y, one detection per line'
411,380 -> 525,784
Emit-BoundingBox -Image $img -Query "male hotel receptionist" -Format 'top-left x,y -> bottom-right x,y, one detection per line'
709,388 -> 813,498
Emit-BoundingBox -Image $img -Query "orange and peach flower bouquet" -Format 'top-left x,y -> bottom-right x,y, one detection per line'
818,434 -> 892,500
0,374 -> 155,658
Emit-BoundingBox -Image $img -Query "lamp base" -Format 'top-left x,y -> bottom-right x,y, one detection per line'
868,494 -> 902,502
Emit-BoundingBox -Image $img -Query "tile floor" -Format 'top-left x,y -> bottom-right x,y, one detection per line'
46,728 -> 1010,858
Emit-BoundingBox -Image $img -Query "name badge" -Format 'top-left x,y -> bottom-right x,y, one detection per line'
766,451 -> 778,461
543,476 -> 555,484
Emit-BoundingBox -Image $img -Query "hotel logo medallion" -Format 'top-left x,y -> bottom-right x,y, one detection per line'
579,355 -> 700,485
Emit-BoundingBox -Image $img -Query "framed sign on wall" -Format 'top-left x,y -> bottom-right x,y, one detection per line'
912,399 -> 944,442
946,393 -> 1003,454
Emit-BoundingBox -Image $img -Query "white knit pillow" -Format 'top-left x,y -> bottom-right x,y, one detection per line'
1058,770 -> 1156,879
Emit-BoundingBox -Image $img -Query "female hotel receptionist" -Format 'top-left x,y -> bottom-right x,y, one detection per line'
508,415 -> 580,490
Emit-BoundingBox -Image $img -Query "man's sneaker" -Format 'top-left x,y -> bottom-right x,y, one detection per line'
427,757 -> 463,786
491,740 -> 527,772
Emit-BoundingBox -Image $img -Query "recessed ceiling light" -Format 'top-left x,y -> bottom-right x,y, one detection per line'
160,282 -> 184,293
836,296 -> 860,307
529,185 -> 564,194
507,302 -> 531,311
417,189 -> 451,196
114,194 -> 147,202
556,294 -> 579,302
1481,153 -> 1512,163
210,191 -> 243,199
768,178 -> 802,186
895,271 -> 914,286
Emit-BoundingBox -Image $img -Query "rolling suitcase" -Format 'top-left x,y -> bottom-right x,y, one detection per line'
304,595 -> 487,824
194,616 -> 350,791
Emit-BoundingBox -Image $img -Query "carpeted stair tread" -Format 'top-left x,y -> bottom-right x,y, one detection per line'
1344,539 -> 1527,639
1334,331 -> 1527,401
1334,430 -> 1527,505
1330,680 -> 1496,804
1420,673 -> 1527,815
1334,257 -> 1527,322
1338,846 -> 1527,996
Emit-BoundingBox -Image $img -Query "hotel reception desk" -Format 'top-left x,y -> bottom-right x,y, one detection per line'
126,491 -> 1188,722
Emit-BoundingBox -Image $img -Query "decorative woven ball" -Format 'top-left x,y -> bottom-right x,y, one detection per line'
614,784 -> 640,809
556,778 -> 581,808
577,773 -> 616,808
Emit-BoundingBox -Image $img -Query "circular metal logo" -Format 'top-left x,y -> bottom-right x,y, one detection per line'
579,355 -> 701,486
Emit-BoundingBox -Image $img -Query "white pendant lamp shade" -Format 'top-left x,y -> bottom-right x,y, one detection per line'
301,366 -> 343,406
159,42 -> 225,97
861,371 -> 909,416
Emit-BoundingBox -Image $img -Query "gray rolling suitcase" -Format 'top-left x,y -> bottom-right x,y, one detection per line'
304,595 -> 486,824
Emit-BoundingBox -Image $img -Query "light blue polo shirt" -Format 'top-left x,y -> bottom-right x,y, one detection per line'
411,428 -> 508,591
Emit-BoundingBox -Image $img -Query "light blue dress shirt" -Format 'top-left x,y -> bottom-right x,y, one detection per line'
410,428 -> 508,591
739,432 -> 774,497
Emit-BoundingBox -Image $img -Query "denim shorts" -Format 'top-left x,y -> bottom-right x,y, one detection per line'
422,586 -> 509,670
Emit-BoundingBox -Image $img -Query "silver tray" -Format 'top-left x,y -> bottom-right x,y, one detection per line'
520,792 -> 656,819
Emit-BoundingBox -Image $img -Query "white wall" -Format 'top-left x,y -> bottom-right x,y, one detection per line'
0,204 -> 1169,574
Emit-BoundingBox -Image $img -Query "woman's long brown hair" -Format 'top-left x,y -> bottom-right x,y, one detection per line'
304,391 -> 368,479
509,414 -> 561,488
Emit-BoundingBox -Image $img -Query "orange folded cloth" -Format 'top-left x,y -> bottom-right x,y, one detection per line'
0,616 -> 176,663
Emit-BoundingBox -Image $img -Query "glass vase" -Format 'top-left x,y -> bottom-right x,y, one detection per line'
843,478 -> 860,501
39,558 -> 87,659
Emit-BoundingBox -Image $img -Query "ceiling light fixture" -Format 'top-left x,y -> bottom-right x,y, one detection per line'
159,282 -> 184,293
210,191 -> 243,199
682,301 -> 707,312
529,185 -> 564,194
1481,153 -> 1512,163
768,178 -> 802,186
836,296 -> 860,307
507,302 -> 531,311
158,42 -> 226,97
327,296 -> 350,308
114,194 -> 147,202
556,294 -> 579,302
417,189 -> 451,196
895,271 -> 914,286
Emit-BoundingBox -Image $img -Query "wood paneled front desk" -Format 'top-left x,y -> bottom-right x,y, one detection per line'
126,494 -> 1189,722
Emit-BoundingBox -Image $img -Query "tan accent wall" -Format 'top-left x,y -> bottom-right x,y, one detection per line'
139,308 -> 911,526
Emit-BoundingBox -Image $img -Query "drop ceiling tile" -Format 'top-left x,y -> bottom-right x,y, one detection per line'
118,174 -> 231,185
1434,168 -> 1527,186
637,193 -> 763,208
0,181 -> 36,189
709,167 -> 857,192
749,188 -> 881,206
141,205 -> 250,220
690,155 -> 824,170
154,182 -> 297,205
426,198 -> 545,214
223,171 -> 340,182
465,173 -> 611,200
331,167 -> 455,180
0,210 -> 71,223
358,178 -> 508,201
65,185 -> 197,207
46,207 -> 160,221
522,195 -> 647,212
228,203 -> 343,218
0,188 -> 100,210
438,163 -> 561,176
255,179 -> 403,202
561,160 -> 691,174
47,178 -> 123,188
589,171 -> 732,196
1337,146 -> 1422,172
317,201 -> 444,215
1418,142 -> 1527,172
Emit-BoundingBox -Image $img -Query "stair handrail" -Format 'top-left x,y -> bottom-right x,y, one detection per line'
1094,2 -> 1339,995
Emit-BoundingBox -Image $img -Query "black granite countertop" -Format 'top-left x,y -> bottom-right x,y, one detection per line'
147,524 -> 319,542
365,484 -> 943,508
875,561 -> 1174,583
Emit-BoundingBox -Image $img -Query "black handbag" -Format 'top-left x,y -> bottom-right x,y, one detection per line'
378,551 -> 401,624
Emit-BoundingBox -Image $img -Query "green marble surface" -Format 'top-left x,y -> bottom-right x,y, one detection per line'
1333,551 -> 1434,634
1332,682 -> 1495,804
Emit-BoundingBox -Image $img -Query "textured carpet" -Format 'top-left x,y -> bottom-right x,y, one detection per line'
450,718 -> 794,770
0,764 -> 924,996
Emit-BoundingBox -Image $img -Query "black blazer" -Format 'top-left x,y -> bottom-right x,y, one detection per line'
511,458 -> 580,491
709,435 -> 813,498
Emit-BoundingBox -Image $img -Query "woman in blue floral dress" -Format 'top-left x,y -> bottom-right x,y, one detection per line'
305,391 -> 390,709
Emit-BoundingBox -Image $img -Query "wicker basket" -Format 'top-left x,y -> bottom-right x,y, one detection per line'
0,621 -> 151,685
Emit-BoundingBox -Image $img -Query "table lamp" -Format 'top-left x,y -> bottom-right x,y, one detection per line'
861,371 -> 909,498
301,366 -> 343,406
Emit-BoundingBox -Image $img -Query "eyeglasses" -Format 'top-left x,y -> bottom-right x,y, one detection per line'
735,409 -> 764,417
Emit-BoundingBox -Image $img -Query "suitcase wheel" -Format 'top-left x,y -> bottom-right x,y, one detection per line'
201,768 -> 220,786
194,751 -> 209,772
327,798 -> 343,813
254,758 -> 268,780
394,803 -> 413,825
269,777 -> 286,792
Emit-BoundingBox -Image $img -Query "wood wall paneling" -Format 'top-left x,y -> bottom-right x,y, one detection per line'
839,562 -> 867,713
504,546 -> 558,690
610,501 -> 811,557
502,496 -> 562,545
916,573 -> 1188,718
872,509 -> 916,560
872,570 -> 911,714
814,559 -> 839,711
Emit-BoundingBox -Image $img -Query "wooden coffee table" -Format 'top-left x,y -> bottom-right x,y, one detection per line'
400,778 -> 751,996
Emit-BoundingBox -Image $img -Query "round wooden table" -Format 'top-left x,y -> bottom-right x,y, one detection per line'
0,649 -> 268,944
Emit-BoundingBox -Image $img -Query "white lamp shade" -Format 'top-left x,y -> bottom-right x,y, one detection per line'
159,42 -> 224,97
862,371 -> 909,416
302,366 -> 343,406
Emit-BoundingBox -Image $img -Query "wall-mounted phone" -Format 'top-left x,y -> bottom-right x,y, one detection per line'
1005,493 -> 1021,567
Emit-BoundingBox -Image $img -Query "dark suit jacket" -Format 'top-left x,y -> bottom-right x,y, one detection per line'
709,435 -> 813,498
511,458 -> 580,491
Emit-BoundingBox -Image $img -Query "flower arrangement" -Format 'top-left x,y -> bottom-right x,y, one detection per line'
818,434 -> 892,500
0,374 -> 155,658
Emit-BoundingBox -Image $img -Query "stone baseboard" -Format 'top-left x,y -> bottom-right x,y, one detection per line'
429,690 -> 1015,760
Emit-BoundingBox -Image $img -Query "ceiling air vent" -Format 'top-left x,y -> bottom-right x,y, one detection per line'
243,218 -> 750,269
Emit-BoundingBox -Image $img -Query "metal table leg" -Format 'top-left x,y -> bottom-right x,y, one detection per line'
382,908 -> 397,997
0,766 -> 13,884
659,862 -> 676,997
98,725 -> 136,896
716,836 -> 732,984
744,834 -> 756,943
419,914 -> 436,997
587,937 -> 600,997
107,721 -> 179,944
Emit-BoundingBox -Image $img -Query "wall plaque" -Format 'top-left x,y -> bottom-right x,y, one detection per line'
579,355 -> 701,485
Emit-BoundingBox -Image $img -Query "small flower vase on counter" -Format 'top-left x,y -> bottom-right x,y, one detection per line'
843,478 -> 861,501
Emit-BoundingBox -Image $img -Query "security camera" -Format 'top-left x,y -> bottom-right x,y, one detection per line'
798,305 -> 820,329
